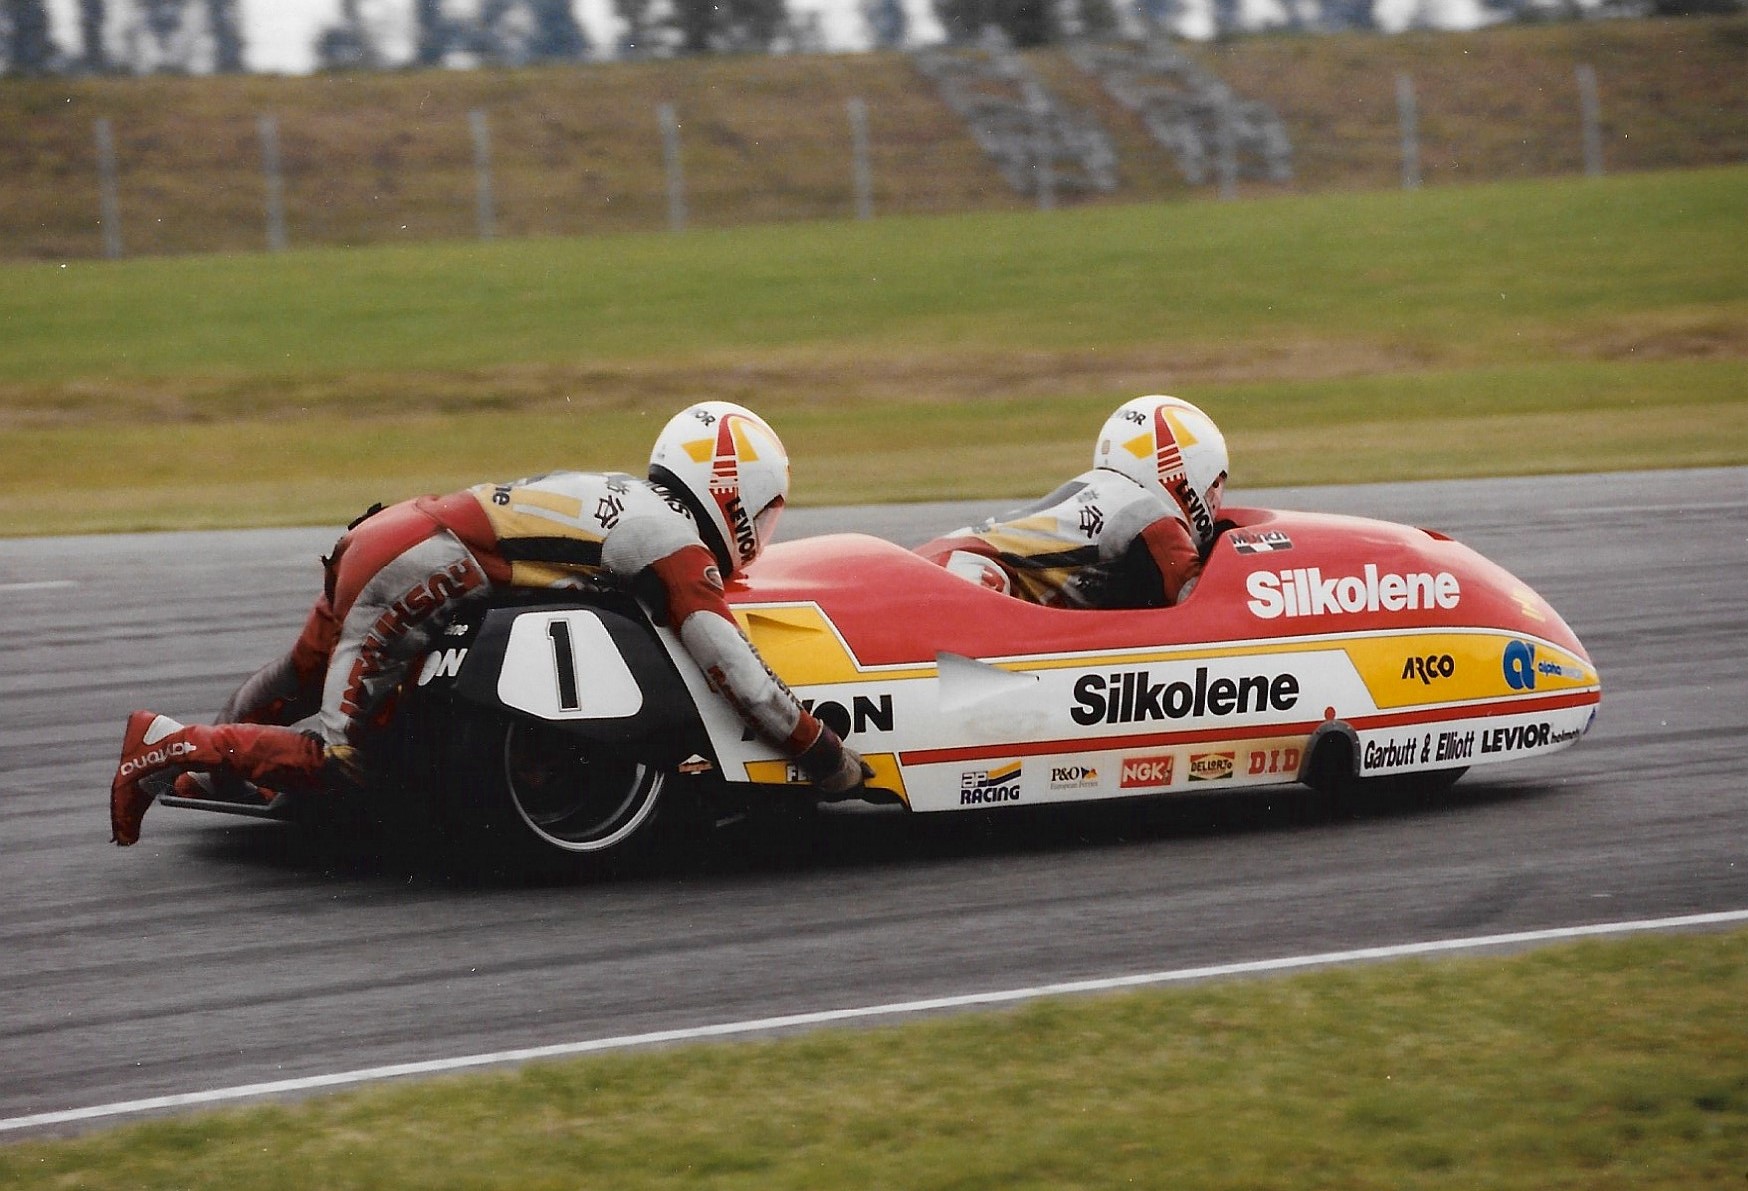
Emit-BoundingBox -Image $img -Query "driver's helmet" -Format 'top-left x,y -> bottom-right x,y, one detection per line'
1094,395 -> 1229,548
648,401 -> 790,575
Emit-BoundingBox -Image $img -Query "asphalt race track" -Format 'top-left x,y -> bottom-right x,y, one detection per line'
3,469 -> 1745,1135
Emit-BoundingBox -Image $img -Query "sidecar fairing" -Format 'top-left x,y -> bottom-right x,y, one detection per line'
700,507 -> 1599,811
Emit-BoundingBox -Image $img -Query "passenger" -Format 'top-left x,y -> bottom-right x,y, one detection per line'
916,395 -> 1228,610
109,401 -> 868,846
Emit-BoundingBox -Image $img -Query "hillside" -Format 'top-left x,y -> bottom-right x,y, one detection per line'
0,16 -> 1743,260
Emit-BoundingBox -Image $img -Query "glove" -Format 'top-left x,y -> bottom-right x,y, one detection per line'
815,744 -> 874,796
796,726 -> 871,796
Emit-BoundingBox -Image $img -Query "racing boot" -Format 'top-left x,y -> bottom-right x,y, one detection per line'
111,711 -> 326,846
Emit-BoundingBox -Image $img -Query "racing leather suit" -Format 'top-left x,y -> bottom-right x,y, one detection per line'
915,469 -> 1203,609
113,472 -> 857,844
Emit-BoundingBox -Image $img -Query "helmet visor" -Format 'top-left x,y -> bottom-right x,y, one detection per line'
753,495 -> 785,552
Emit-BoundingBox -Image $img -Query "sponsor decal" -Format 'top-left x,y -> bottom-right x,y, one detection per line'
1435,729 -> 1475,762
1503,639 -> 1586,691
1480,722 -> 1583,754
1077,505 -> 1105,539
1170,476 -> 1215,542
804,694 -> 893,738
118,739 -> 197,777
1048,764 -> 1099,791
1246,746 -> 1302,777
1230,530 -> 1293,555
678,754 -> 714,775
961,762 -> 1023,805
1364,734 -> 1426,770
1071,667 -> 1299,726
1188,751 -> 1235,781
1119,753 -> 1175,789
594,493 -> 625,530
340,557 -> 487,719
1246,566 -> 1460,620
1401,653 -> 1456,684
416,647 -> 469,686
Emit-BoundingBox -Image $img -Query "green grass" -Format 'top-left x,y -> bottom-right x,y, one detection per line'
3,166 -> 1743,535
4,928 -> 1744,1188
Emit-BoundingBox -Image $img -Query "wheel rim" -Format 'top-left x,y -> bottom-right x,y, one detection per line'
501,721 -> 663,853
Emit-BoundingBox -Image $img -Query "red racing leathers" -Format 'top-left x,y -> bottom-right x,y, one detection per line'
916,468 -> 1203,610
111,473 -> 858,845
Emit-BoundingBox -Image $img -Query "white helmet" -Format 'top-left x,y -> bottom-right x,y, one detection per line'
1094,395 -> 1229,548
648,401 -> 790,574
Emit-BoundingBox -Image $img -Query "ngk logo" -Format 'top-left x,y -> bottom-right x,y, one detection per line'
1119,753 -> 1175,789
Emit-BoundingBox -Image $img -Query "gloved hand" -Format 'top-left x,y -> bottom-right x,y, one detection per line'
815,744 -> 874,796
796,725 -> 871,796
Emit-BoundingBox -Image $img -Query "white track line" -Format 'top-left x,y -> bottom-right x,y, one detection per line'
0,581 -> 77,593
6,908 -> 1745,1135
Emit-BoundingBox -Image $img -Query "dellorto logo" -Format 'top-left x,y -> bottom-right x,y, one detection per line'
1246,565 -> 1460,619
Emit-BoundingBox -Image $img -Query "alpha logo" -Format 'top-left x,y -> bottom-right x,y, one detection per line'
960,762 -> 1022,805
1119,753 -> 1175,789
1480,722 -> 1583,754
1071,667 -> 1299,726
1401,654 -> 1456,684
1230,530 -> 1293,555
1503,640 -> 1585,691
1246,566 -> 1461,620
118,739 -> 197,777
1246,746 -> 1302,776
1188,752 -> 1235,781
1049,764 -> 1099,791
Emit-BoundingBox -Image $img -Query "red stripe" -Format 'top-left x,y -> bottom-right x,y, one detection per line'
899,689 -> 1599,767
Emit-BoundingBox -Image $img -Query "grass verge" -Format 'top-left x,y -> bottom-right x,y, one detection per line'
3,928 -> 1744,1188
3,167 -> 1744,535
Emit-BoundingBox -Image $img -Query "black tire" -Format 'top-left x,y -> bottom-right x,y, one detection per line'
421,704 -> 669,877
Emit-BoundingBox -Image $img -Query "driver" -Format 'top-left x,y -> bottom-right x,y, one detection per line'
916,395 -> 1228,610
109,401 -> 869,846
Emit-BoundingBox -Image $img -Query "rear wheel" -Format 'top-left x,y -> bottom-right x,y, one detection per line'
498,718 -> 664,854
412,703 -> 669,877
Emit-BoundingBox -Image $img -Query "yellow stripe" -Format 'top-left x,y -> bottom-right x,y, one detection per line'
744,752 -> 909,805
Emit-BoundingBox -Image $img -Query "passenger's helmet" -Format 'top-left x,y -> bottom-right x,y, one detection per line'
1094,395 -> 1229,548
649,401 -> 790,574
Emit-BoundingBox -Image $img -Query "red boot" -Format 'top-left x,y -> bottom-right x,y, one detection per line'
111,711 -> 326,846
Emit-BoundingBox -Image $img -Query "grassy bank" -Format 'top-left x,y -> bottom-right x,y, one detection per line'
3,166 -> 1743,535
2,18 -> 1744,259
4,928 -> 1744,1187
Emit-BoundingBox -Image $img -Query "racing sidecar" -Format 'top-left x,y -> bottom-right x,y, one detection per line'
361,504 -> 1600,867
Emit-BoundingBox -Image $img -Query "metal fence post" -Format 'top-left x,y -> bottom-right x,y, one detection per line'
258,114 -> 288,252
1029,96 -> 1056,211
93,118 -> 122,259
1396,72 -> 1421,191
1216,105 -> 1237,200
847,97 -> 874,221
1576,64 -> 1604,178
659,103 -> 686,233
470,108 -> 495,240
